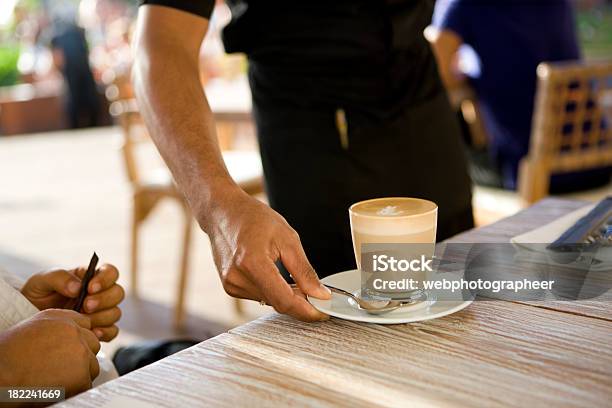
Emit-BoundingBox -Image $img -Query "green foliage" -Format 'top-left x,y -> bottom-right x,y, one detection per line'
0,46 -> 20,87
19,0 -> 40,11
577,6 -> 612,61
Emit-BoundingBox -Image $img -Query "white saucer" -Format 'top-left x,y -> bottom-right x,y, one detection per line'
308,269 -> 472,324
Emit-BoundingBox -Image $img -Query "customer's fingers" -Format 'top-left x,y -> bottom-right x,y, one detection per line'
45,308 -> 92,329
83,284 -> 125,313
72,266 -> 87,279
89,351 -> 100,380
279,237 -> 331,300
27,269 -> 82,298
92,325 -> 119,342
79,327 -> 101,354
88,307 -> 122,328
88,264 -> 120,294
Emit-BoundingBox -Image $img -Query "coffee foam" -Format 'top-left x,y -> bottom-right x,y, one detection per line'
350,198 -> 437,235
351,216 -> 436,235
377,205 -> 403,216
351,198 -> 436,217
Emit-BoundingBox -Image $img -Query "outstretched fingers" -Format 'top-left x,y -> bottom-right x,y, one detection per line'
242,256 -> 328,322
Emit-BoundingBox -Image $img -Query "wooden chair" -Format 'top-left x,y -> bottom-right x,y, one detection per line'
519,61 -> 612,204
109,96 -> 263,328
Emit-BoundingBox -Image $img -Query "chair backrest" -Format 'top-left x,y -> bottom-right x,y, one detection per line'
109,99 -> 148,185
105,70 -> 135,102
104,69 -> 152,187
519,60 -> 612,203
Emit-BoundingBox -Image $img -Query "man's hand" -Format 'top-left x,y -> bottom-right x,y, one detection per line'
206,189 -> 331,321
0,309 -> 100,397
21,264 -> 124,341
134,6 -> 330,321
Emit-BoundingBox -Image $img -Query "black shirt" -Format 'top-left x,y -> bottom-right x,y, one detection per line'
141,0 -> 442,120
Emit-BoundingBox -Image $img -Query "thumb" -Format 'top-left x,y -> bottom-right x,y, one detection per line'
279,236 -> 331,300
27,269 -> 82,298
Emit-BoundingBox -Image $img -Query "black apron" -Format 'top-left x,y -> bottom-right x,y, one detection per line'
225,0 -> 474,276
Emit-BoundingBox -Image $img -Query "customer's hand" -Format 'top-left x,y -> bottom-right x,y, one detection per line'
203,188 -> 331,322
0,309 -> 100,397
21,264 -> 124,341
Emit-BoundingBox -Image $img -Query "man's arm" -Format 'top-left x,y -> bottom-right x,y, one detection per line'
425,27 -> 465,91
133,6 -> 230,215
132,5 -> 330,321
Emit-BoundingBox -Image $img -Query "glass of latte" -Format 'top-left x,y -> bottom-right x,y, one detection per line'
349,197 -> 438,301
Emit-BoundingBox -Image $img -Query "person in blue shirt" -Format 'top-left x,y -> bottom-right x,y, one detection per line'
428,0 -> 610,191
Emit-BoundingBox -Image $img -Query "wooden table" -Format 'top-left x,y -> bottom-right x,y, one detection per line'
59,198 -> 611,408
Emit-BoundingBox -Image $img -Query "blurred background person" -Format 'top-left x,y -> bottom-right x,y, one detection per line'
50,17 -> 100,128
427,0 -> 611,192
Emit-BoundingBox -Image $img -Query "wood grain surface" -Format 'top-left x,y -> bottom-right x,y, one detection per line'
450,198 -> 588,243
450,198 -> 611,321
59,198 -> 612,408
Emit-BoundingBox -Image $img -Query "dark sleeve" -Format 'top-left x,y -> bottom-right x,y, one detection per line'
432,0 -> 471,41
140,0 -> 215,19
